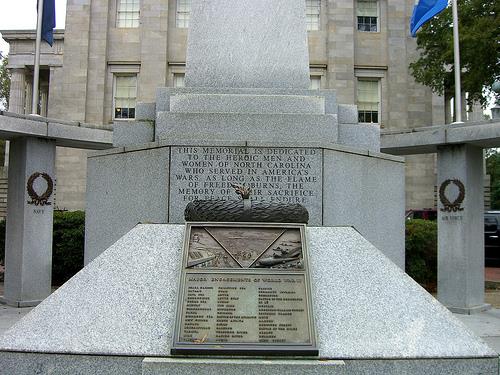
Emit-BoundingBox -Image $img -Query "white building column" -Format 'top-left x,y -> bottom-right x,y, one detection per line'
24,76 -> 33,115
40,84 -> 49,117
437,144 -> 490,314
7,68 -> 26,114
0,137 -> 56,307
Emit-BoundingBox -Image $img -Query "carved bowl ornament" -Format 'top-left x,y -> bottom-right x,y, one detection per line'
27,172 -> 53,206
439,178 -> 465,212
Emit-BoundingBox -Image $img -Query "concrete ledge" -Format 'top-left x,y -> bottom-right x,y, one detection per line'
155,112 -> 338,144
381,120 -> 500,155
142,357 -> 498,375
0,113 -> 113,150
0,296 -> 42,308
169,93 -> 325,114
143,358 -> 345,374
447,304 -> 492,315
0,353 -> 496,375
0,352 -> 143,375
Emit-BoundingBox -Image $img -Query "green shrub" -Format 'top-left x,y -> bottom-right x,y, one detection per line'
0,212 -> 84,285
405,219 -> 437,292
52,211 -> 85,286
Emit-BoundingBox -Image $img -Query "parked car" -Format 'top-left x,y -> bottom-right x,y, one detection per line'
405,209 -> 437,221
484,211 -> 500,266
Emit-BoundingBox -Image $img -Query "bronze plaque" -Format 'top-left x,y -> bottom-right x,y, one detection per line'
172,223 -> 318,356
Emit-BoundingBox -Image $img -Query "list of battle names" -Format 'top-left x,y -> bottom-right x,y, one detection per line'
179,273 -> 311,345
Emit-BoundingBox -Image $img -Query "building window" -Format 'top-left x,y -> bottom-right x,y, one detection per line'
173,73 -> 185,88
176,0 -> 191,28
357,0 -> 378,32
306,0 -> 320,31
114,75 -> 137,119
357,79 -> 379,123
117,0 -> 140,28
310,75 -> 321,90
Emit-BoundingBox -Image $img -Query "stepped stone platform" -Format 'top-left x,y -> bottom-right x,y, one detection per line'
0,225 -> 497,374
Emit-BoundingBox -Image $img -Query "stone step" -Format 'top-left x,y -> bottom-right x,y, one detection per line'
169,94 -> 325,114
155,112 -> 338,144
156,87 -> 338,114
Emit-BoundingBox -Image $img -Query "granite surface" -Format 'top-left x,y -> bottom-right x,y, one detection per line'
85,148 -> 170,263
0,352 -> 143,375
113,121 -> 154,147
135,102 -> 156,121
141,357 -> 498,375
169,94 -> 325,114
156,87 -> 338,114
337,104 -> 358,124
322,149 -> 405,267
338,123 -> 380,152
1,225 -> 496,361
155,112 -> 338,144
185,0 -> 310,89
142,358 -> 345,375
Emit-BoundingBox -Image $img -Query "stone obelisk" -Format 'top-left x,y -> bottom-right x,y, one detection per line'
185,0 -> 310,89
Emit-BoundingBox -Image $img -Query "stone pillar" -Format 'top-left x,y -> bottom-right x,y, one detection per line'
437,144 -> 490,314
0,137 -> 56,307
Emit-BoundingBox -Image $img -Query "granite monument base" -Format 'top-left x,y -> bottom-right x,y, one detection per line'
85,142 -> 404,268
0,225 -> 496,374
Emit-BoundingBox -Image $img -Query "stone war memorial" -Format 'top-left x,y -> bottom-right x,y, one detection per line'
0,0 -> 498,374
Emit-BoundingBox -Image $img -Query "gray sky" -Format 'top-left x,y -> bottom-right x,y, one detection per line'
0,0 -> 67,54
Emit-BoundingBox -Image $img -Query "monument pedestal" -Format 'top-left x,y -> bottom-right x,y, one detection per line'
0,137 -> 55,307
0,225 -> 497,374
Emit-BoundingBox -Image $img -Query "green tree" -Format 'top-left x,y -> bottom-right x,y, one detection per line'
409,0 -> 500,107
0,52 -> 10,110
486,149 -> 500,209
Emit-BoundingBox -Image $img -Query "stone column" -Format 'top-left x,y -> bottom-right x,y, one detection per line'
24,77 -> 33,115
8,68 -> 26,114
437,144 -> 490,314
0,137 -> 56,307
40,85 -> 49,117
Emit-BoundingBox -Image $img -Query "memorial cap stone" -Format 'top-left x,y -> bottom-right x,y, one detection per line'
185,0 -> 311,89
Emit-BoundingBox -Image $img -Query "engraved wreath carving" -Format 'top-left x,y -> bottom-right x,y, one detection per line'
439,178 -> 465,212
27,172 -> 53,206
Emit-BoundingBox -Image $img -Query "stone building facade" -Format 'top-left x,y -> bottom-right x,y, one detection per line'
3,0 -> 478,212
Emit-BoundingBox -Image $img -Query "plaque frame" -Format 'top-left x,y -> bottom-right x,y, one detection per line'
171,222 -> 318,357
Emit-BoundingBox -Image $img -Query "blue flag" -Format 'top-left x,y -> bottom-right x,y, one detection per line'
38,0 -> 56,46
410,0 -> 448,37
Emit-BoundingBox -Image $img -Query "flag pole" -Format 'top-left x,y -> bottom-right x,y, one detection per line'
32,0 -> 44,115
451,0 -> 462,123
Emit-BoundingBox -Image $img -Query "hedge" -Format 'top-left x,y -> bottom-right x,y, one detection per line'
0,211 -> 85,286
405,219 -> 437,292
0,215 -> 439,290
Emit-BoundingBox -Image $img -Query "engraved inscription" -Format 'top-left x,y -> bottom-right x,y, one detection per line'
179,273 -> 310,345
172,223 -> 318,355
170,147 -> 322,223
